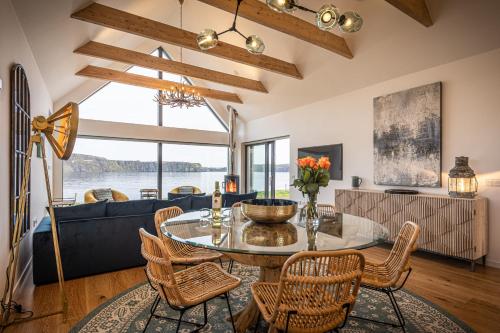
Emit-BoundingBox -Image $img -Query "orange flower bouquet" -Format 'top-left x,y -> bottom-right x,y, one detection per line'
292,156 -> 331,220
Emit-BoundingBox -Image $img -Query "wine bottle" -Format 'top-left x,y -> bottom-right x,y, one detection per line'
212,181 -> 222,225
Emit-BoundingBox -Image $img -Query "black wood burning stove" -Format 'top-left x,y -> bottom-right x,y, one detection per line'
223,175 -> 240,194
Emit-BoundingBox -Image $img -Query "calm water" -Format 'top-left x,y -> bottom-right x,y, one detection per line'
64,172 -> 290,202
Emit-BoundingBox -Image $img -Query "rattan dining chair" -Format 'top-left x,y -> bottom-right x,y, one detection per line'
154,206 -> 224,267
139,228 -> 241,333
317,203 -> 335,218
251,250 -> 365,333
353,221 -> 420,332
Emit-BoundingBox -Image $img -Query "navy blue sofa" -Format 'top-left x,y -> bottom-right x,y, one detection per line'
32,192 -> 257,285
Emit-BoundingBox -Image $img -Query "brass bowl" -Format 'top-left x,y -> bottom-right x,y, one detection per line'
241,199 -> 297,224
242,221 -> 298,247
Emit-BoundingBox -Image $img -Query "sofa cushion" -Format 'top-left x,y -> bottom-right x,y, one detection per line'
222,192 -> 258,208
93,188 -> 114,202
106,199 -> 155,217
54,200 -> 107,222
167,192 -> 206,200
192,195 -> 212,210
153,196 -> 192,213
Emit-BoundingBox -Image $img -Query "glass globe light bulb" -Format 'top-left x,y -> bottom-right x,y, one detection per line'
246,35 -> 265,54
196,29 -> 219,50
266,0 -> 296,13
339,11 -> 363,33
316,4 -> 339,31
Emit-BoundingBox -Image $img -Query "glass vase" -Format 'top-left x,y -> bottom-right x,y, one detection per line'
306,193 -> 319,221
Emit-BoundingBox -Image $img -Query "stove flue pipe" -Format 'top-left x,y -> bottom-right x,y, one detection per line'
227,105 -> 238,175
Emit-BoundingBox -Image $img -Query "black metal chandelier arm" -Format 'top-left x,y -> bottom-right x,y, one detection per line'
293,3 -> 317,14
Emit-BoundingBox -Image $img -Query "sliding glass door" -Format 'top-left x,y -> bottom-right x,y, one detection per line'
246,138 -> 289,199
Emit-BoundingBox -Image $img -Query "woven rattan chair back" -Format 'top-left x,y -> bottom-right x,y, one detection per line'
154,206 -> 195,259
139,228 -> 185,307
384,221 -> 420,283
317,204 -> 335,217
271,250 -> 365,332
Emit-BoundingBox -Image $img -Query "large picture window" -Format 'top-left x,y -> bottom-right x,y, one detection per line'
63,138 -> 228,202
79,48 -> 227,132
162,144 -> 228,194
63,138 -> 158,202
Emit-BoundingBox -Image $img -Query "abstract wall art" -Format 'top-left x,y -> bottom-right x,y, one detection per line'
373,82 -> 441,187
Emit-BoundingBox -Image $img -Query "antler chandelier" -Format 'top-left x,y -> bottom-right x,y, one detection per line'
266,0 -> 363,32
155,0 -> 204,108
197,0 -> 265,54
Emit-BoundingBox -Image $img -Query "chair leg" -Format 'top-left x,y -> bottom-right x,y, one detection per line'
176,309 -> 185,333
143,294 -> 160,333
228,259 -> 234,274
388,290 -> 406,332
351,288 -> 406,330
225,292 -> 236,333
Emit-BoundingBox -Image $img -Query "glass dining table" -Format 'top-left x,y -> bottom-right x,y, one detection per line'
160,208 -> 389,333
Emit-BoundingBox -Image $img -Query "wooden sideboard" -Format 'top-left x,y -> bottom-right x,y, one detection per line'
335,189 -> 488,270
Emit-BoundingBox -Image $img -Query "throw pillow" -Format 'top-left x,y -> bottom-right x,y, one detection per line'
93,188 -> 114,202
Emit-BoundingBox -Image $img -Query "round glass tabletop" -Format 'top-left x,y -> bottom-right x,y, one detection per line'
160,208 -> 389,256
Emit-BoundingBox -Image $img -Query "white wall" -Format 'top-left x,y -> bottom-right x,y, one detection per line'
242,48 -> 500,268
0,0 -> 54,290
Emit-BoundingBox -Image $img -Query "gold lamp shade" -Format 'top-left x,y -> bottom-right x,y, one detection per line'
32,102 -> 79,160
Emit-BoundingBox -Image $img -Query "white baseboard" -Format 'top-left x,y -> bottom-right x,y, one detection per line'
486,258 -> 500,269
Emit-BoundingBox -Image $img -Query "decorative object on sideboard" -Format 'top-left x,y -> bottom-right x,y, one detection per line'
298,144 -> 342,180
2,101 -> 78,327
384,189 -> 420,195
448,156 -> 478,198
374,82 -> 442,187
352,176 -> 363,189
197,0 -> 265,54
266,0 -> 363,33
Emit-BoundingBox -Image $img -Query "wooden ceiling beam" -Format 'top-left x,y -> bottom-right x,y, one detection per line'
385,0 -> 433,27
71,3 -> 302,79
196,0 -> 352,59
75,41 -> 268,93
76,65 -> 243,104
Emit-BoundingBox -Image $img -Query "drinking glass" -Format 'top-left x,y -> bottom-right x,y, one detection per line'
199,209 -> 211,228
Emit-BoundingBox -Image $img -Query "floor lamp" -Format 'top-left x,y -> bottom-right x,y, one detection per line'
1,102 -> 79,329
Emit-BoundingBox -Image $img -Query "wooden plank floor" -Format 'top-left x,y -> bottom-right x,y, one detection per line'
5,246 -> 500,333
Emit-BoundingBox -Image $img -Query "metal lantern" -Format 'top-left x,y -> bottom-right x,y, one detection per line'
448,156 -> 478,198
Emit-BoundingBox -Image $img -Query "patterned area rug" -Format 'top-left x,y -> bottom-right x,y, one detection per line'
70,264 -> 473,333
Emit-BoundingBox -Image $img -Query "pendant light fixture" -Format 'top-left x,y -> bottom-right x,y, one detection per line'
155,0 -> 204,108
266,0 -> 363,33
197,0 -> 265,54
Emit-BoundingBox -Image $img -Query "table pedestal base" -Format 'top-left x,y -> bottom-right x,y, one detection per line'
226,253 -> 288,333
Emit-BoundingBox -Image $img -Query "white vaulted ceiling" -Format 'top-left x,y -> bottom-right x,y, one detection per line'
11,0 -> 500,122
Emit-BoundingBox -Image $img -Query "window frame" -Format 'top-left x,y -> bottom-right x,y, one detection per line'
244,136 -> 290,199
10,64 -> 31,236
